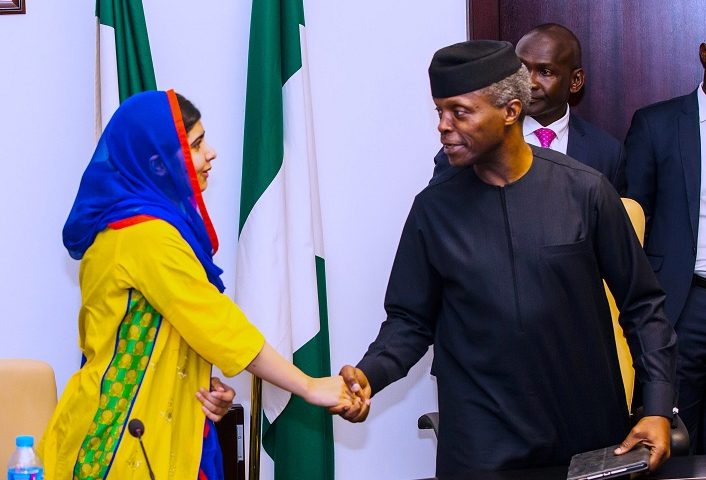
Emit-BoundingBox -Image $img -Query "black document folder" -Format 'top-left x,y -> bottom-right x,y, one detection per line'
567,444 -> 650,480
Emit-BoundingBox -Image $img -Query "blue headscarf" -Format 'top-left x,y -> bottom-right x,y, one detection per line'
63,90 -> 224,292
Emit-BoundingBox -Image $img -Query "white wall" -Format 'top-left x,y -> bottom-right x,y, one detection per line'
0,1 -> 466,478
305,3 -> 464,478
0,3 -> 94,386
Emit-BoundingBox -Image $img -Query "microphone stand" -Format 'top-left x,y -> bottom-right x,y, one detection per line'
137,435 -> 156,480
128,418 -> 156,480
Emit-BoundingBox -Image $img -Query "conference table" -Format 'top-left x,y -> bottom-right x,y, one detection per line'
417,455 -> 706,479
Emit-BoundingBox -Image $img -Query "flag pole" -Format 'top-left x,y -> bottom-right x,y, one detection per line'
249,375 -> 263,480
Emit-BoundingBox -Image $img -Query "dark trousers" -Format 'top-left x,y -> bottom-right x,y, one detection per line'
676,280 -> 706,454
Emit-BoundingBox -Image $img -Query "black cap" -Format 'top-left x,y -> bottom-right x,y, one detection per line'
429,40 -> 522,98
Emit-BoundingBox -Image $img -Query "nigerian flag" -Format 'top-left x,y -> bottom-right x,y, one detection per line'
235,0 -> 334,478
95,0 -> 156,136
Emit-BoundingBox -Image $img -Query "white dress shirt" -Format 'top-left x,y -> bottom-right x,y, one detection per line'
523,105 -> 571,154
694,83 -> 706,276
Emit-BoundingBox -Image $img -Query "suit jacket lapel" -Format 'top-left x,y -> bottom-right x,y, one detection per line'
566,114 -> 586,159
678,90 -> 701,247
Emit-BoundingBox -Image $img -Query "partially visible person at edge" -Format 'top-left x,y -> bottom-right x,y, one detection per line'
431,23 -> 625,194
39,90 -> 358,480
331,41 -> 676,476
625,42 -> 706,454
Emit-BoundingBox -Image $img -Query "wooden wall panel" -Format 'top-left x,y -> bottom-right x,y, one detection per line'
467,0 -> 499,41
469,0 -> 706,140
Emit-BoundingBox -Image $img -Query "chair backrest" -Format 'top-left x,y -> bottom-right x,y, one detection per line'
214,404 -> 246,480
605,198 -> 646,411
0,359 -> 57,463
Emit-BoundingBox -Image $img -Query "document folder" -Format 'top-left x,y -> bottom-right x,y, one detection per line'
567,444 -> 649,480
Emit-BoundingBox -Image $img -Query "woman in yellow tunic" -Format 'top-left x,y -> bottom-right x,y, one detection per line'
39,90 -> 354,479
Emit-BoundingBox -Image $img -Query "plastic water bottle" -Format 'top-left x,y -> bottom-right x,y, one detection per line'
7,436 -> 43,480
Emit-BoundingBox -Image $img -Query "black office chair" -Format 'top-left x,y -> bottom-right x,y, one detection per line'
418,409 -> 689,456
215,404 -> 246,480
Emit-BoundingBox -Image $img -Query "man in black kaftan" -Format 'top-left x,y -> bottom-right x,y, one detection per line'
332,40 -> 677,477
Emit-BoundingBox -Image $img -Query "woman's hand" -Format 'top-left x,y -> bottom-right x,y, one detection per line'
244,343 -> 361,411
303,375 -> 359,409
196,376 -> 236,422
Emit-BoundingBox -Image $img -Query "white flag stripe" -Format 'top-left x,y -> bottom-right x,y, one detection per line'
97,22 -> 119,135
299,25 -> 325,258
235,61 -> 322,422
239,170 -> 296,419
283,72 -> 321,352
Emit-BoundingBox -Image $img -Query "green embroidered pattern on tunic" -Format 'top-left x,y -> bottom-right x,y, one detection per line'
73,290 -> 162,479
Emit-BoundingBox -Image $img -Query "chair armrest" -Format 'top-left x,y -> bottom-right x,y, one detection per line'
418,412 -> 439,437
670,414 -> 690,456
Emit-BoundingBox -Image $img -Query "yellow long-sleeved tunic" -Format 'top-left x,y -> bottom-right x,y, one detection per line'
40,219 -> 264,479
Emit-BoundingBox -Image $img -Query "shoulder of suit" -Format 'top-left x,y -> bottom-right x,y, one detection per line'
532,145 -> 606,182
634,91 -> 695,118
570,113 -> 621,147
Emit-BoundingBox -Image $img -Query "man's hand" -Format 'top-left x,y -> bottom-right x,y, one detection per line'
614,415 -> 671,471
196,376 -> 236,422
328,365 -> 371,422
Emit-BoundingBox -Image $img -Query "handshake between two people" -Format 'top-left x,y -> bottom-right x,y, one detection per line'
291,365 -> 372,420
293,364 -> 372,417
328,365 -> 372,422
196,356 -> 372,423
196,367 -> 371,423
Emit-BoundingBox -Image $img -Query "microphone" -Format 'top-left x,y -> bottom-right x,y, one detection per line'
128,418 -> 156,480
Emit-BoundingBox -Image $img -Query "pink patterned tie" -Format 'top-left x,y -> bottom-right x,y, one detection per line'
534,128 -> 556,148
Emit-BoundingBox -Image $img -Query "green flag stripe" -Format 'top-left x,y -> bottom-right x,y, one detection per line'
96,0 -> 157,103
239,0 -> 305,234
280,0 -> 305,84
95,0 -> 115,26
297,256 -> 332,377
313,256 -> 332,374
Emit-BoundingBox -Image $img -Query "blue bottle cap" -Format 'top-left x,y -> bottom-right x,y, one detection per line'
15,436 -> 34,447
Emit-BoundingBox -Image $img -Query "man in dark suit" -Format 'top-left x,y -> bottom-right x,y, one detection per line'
432,24 -> 625,193
625,42 -> 706,453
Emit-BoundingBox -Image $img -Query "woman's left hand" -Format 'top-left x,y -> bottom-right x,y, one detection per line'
196,376 -> 236,422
